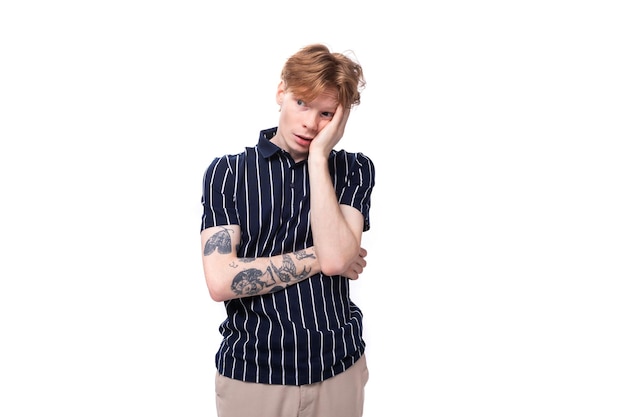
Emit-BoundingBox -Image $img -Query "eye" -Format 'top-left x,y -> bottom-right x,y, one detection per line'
296,99 -> 305,106
321,111 -> 334,118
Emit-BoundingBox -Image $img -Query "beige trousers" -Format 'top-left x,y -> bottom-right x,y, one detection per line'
215,355 -> 369,417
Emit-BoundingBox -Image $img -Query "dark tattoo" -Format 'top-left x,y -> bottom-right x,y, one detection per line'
230,254 -> 313,296
294,250 -> 315,260
231,267 -> 277,296
228,257 -> 256,269
238,258 -> 255,263
271,255 -> 311,283
204,227 -> 233,256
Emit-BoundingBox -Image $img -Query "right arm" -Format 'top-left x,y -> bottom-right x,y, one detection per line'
200,225 -> 321,302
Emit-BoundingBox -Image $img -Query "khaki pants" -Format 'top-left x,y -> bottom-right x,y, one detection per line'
215,355 -> 369,417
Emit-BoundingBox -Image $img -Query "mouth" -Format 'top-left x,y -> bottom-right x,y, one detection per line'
294,134 -> 313,146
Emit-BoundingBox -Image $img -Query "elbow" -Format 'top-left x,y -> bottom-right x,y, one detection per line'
319,257 -> 353,277
317,245 -> 361,276
321,265 -> 346,277
208,288 -> 228,303
205,277 -> 231,303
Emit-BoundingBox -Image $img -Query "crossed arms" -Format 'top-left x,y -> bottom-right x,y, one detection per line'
200,204 -> 367,302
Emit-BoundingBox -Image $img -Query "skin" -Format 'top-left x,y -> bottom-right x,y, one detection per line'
201,81 -> 367,302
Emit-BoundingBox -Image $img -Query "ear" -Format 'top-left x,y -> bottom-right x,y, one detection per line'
276,80 -> 286,106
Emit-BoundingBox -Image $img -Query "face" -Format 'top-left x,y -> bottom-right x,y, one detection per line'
272,81 -> 338,162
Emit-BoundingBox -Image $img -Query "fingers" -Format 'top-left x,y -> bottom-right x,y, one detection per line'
338,105 -> 350,131
345,249 -> 368,280
332,104 -> 350,136
333,103 -> 344,123
309,104 -> 352,157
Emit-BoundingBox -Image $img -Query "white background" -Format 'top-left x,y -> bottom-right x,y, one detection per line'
1,1 -> 625,416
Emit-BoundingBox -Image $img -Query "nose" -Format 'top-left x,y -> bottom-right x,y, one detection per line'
302,112 -> 318,130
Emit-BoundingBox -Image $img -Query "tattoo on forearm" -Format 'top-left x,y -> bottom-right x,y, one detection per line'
230,254 -> 312,296
231,266 -> 276,296
238,258 -> 255,263
271,254 -> 311,283
294,249 -> 315,260
228,257 -> 255,269
204,227 -> 233,256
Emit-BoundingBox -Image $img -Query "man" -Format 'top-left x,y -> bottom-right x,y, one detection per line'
200,43 -> 375,417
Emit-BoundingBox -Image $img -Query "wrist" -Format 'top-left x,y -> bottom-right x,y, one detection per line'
307,151 -> 328,166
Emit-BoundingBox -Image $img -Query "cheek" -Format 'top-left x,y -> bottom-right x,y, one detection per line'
282,107 -> 302,124
280,110 -> 294,126
319,120 -> 331,130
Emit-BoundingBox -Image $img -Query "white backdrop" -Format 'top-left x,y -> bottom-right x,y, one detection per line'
1,1 -> 625,416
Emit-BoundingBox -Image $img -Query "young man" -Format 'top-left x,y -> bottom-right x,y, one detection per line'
200,43 -> 375,417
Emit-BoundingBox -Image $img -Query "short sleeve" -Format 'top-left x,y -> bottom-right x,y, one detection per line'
337,152 -> 375,231
200,155 -> 239,232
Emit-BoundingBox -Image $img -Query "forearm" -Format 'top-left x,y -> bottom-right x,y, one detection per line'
223,250 -> 320,301
201,227 -> 320,302
307,154 -> 361,275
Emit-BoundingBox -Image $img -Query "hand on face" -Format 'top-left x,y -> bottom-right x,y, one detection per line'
308,104 -> 351,158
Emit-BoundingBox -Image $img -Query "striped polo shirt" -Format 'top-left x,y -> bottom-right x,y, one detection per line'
201,127 -> 375,385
